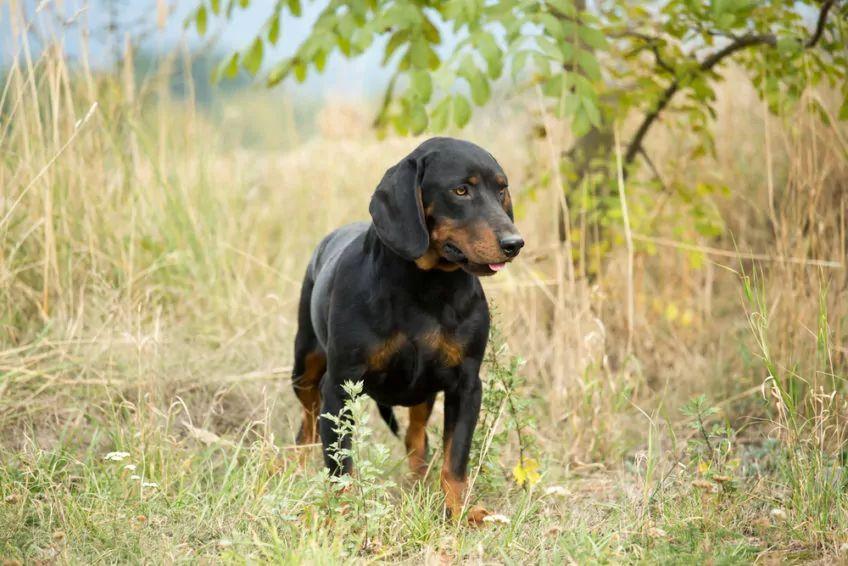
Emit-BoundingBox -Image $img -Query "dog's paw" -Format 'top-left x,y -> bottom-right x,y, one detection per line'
466,505 -> 490,525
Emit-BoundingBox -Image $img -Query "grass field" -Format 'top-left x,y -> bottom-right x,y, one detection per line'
2,14 -> 848,565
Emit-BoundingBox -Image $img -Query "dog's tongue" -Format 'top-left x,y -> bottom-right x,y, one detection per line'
488,263 -> 506,272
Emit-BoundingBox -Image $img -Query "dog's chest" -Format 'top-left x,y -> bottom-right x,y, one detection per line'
367,323 -> 467,372
363,325 -> 467,405
365,297 -> 475,373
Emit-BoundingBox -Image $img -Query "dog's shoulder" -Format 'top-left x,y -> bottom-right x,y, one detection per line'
308,221 -> 369,278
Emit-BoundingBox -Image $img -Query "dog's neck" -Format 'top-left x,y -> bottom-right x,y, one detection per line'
364,224 -> 470,280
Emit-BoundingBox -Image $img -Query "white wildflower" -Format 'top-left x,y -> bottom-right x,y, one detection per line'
544,485 -> 569,497
123,464 -> 137,472
770,508 -> 787,522
104,451 -> 130,462
482,513 -> 510,525
130,475 -> 141,480
142,481 -> 159,488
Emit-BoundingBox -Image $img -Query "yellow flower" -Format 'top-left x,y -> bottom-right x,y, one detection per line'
512,457 -> 541,486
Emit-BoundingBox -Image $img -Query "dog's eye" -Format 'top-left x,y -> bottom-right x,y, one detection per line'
498,188 -> 507,200
453,186 -> 469,197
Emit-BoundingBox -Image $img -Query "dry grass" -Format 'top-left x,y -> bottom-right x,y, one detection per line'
2,6 -> 848,563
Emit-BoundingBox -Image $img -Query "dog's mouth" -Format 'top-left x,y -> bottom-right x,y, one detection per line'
442,243 -> 509,276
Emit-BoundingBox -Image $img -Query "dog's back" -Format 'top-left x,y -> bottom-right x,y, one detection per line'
305,221 -> 369,350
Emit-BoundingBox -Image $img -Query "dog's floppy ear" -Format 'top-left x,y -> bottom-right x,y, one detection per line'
369,157 -> 429,260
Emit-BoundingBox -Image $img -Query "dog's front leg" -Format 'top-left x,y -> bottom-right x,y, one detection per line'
441,367 -> 488,524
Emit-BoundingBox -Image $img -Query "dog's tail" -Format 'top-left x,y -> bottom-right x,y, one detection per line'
377,403 -> 399,437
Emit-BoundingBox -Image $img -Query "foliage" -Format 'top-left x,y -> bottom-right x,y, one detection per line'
191,0 -> 847,168
475,315 -> 540,491
321,380 -> 397,542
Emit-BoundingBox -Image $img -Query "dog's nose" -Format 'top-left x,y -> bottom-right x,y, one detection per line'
499,234 -> 525,257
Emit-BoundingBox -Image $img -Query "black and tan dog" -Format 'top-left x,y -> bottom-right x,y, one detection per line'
291,137 -> 523,523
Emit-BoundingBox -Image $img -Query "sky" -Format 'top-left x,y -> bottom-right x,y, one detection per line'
1,0 -> 397,97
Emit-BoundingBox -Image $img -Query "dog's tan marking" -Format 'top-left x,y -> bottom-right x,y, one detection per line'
415,218 -> 463,272
414,248 -> 441,270
467,220 -> 503,262
421,329 -> 464,367
406,402 -> 433,477
495,174 -> 507,186
367,332 -> 407,371
467,176 -> 479,185
441,437 -> 489,524
293,351 -> 326,445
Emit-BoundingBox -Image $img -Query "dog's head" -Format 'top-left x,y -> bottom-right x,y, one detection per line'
369,137 -> 523,276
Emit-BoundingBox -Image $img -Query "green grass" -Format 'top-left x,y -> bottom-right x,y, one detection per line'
1,342 -> 844,564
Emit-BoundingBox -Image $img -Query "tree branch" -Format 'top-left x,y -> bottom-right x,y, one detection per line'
806,0 -> 837,48
613,28 -> 678,74
623,0 -> 836,167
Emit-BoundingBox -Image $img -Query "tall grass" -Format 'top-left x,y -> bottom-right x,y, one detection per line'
1,4 -> 848,562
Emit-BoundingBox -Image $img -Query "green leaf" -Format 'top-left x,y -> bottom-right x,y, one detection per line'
392,115 -> 409,136
537,13 -> 565,40
288,0 -> 301,17
581,95 -> 601,127
195,5 -> 208,36
422,16 -> 441,44
268,13 -> 280,45
453,94 -> 471,128
577,26 -> 608,50
384,30 -> 410,64
561,42 -> 575,63
541,73 -> 565,98
314,50 -> 327,72
536,36 -> 563,62
222,52 -> 240,79
409,38 -> 433,70
351,29 -> 373,52
548,0 -> 577,18
511,50 -> 529,82
571,110 -> 591,137
409,102 -> 428,134
561,93 -> 580,117
430,96 -> 452,131
242,37 -> 264,75
293,60 -> 307,82
210,0 -> 220,15
459,56 -> 490,105
776,37 -> 801,57
475,32 -> 503,79
409,70 -> 433,103
267,58 -> 291,87
576,49 -> 601,81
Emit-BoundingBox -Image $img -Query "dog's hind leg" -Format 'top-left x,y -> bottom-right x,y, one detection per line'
292,274 -> 326,446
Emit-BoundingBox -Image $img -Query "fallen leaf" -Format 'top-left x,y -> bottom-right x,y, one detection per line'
182,420 -> 233,446
647,527 -> 667,538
